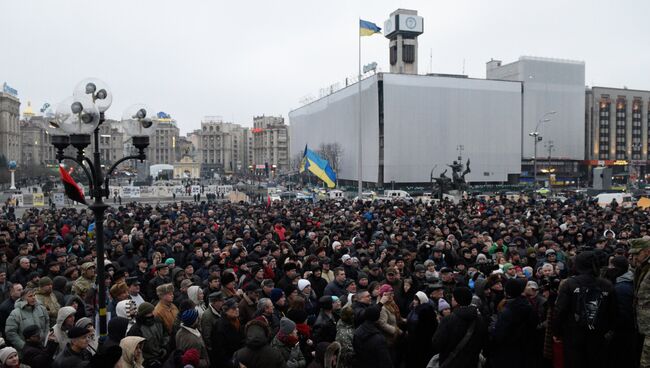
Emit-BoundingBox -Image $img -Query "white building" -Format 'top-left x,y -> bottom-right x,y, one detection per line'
289,73 -> 523,186
486,56 -> 586,162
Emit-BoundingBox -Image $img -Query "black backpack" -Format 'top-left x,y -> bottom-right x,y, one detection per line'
572,281 -> 608,330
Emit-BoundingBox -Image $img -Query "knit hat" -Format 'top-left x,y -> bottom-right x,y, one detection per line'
318,296 -> 333,310
182,348 -> 201,366
297,279 -> 311,292
75,317 -> 93,329
438,298 -> 451,312
505,278 -> 526,298
89,345 -> 122,368
39,276 -> 53,287
378,284 -> 393,296
180,279 -> 193,289
0,347 -> 17,364
165,258 -> 175,266
502,263 -> 514,272
279,317 -> 296,335
270,288 -> 285,304
181,309 -> 199,326
67,326 -> 90,339
452,287 -> 473,306
137,302 -> 155,317
22,325 -> 40,339
221,272 -> 236,286
415,291 -> 429,305
156,283 -> 174,297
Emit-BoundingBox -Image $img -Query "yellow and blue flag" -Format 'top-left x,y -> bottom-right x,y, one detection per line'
300,145 -> 337,188
360,19 -> 381,36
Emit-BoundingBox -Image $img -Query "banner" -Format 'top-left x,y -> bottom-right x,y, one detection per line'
11,194 -> 23,207
33,193 -> 45,206
122,186 -> 141,198
53,193 -> 65,206
191,185 -> 201,195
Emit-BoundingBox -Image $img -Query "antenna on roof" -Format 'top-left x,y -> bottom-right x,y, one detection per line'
462,58 -> 466,75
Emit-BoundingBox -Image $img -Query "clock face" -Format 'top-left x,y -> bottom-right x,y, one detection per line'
405,17 -> 417,29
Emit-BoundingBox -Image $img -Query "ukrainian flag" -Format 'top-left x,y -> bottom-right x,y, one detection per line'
300,145 -> 337,188
360,19 -> 381,36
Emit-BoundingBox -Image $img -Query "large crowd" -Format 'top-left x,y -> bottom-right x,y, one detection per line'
0,193 -> 647,368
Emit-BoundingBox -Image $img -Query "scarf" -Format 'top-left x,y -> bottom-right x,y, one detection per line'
278,331 -> 300,347
296,323 -> 311,339
181,324 -> 201,338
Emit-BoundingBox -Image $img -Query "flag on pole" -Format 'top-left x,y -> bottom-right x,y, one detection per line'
359,19 -> 381,36
59,165 -> 87,204
300,145 -> 337,188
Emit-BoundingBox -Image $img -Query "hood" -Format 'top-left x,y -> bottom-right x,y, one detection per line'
244,320 -> 270,349
575,251 -> 597,275
617,270 -> 634,283
120,336 -> 145,366
57,306 -> 77,325
453,305 -> 479,321
354,321 -> 381,343
108,316 -> 130,341
187,285 -> 202,305
116,300 -> 131,319
324,341 -> 341,368
14,299 -> 29,310
52,276 -> 68,292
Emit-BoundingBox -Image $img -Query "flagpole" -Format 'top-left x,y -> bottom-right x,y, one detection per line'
357,18 -> 363,198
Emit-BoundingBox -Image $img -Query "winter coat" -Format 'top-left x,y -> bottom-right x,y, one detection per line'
52,306 -> 76,355
127,317 -> 169,364
5,299 -> 49,349
51,344 -> 92,368
612,270 -> 638,368
334,319 -> 354,368
35,288 -> 60,325
199,305 -> 221,351
377,303 -> 401,346
175,325 -> 210,368
210,316 -> 245,368
118,336 -> 146,368
312,311 -> 337,344
431,305 -> 488,368
323,280 -> 346,298
406,302 -> 437,368
238,294 -> 257,326
22,339 -> 58,368
271,334 -> 307,368
352,321 -> 392,368
233,320 -> 285,368
491,296 -> 539,367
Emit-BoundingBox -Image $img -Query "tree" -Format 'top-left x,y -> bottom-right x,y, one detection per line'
317,142 -> 343,173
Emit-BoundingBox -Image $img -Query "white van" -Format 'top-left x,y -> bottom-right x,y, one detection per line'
595,193 -> 633,208
328,190 -> 345,201
384,190 -> 413,202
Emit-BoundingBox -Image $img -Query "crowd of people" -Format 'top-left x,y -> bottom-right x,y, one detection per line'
0,193 -> 647,368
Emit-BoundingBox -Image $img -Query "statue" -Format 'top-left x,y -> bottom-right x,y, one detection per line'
431,158 -> 471,198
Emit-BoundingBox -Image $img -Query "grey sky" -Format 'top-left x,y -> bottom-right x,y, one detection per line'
2,0 -> 649,134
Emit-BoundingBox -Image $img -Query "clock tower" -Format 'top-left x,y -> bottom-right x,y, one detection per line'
384,9 -> 424,75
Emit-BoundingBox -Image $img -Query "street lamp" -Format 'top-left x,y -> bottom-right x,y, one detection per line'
529,111 -> 556,187
45,78 -> 154,337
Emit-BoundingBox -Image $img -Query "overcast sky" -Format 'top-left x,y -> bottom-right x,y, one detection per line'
2,0 -> 649,134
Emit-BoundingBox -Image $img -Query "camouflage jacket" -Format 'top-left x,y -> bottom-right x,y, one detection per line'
634,259 -> 650,334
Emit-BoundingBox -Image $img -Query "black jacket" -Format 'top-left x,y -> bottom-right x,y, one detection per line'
491,297 -> 539,366
431,305 -> 487,368
52,344 -> 92,368
210,317 -> 245,368
233,320 -> 285,368
352,321 -> 392,368
406,302 -> 438,368
23,339 -> 58,368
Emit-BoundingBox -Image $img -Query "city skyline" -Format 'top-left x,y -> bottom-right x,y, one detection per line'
2,0 -> 650,134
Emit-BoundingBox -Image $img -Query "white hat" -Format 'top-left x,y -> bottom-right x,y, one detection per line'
415,291 -> 429,305
332,241 -> 342,250
341,254 -> 351,262
0,347 -> 17,364
298,279 -> 311,292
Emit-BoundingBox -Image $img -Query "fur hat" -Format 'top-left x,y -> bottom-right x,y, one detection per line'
221,272 -> 236,286
156,283 -> 174,297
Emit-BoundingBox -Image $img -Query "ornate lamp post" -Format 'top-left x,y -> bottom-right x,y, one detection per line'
44,78 -> 154,336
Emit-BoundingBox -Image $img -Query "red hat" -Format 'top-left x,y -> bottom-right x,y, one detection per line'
378,284 -> 394,296
182,348 -> 200,366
